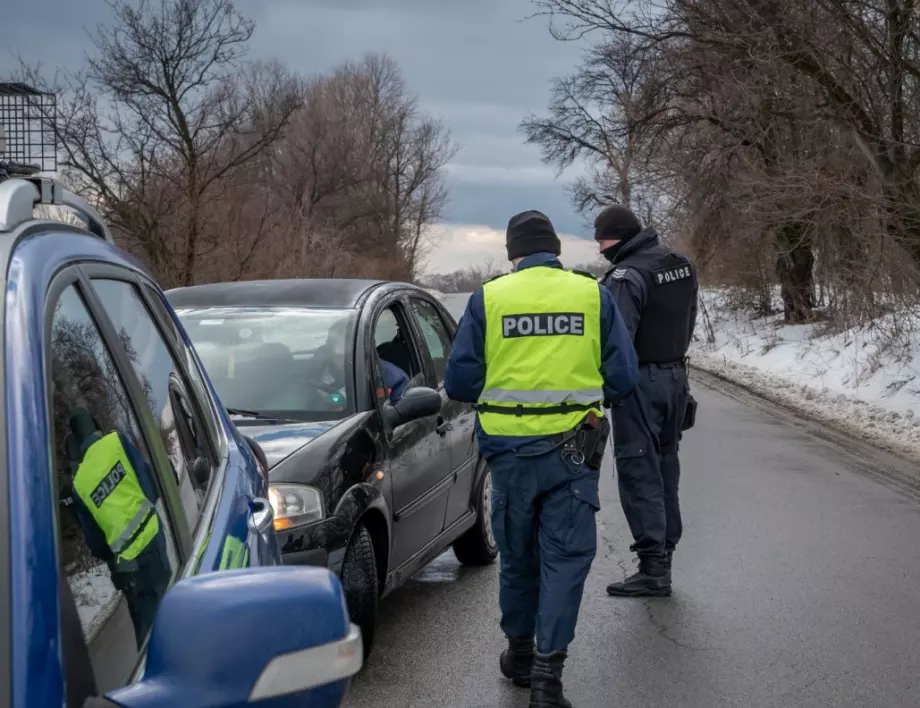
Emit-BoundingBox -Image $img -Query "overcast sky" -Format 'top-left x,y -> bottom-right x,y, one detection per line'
1,0 -> 600,273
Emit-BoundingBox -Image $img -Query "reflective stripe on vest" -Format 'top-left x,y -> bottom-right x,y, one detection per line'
479,267 -> 605,436
72,431 -> 161,563
479,388 -> 605,404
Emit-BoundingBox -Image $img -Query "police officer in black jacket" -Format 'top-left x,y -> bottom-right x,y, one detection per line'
596,204 -> 699,597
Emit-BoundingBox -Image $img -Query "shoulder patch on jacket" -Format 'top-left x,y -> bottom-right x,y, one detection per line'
483,272 -> 509,285
570,268 -> 599,280
609,267 -> 629,281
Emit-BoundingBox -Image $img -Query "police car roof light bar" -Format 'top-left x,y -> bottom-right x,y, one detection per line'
0,83 -> 113,242
0,82 -> 57,174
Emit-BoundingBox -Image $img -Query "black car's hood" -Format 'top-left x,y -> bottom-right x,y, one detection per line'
240,420 -> 339,468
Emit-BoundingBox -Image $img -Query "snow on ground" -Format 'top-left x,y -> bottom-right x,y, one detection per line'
691,290 -> 920,463
69,563 -> 122,639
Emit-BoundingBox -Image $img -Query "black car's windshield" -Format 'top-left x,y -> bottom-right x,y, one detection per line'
175,306 -> 356,422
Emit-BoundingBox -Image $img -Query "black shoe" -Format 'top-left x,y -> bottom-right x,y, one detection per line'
500,636 -> 534,687
606,555 -> 672,597
529,652 -> 572,708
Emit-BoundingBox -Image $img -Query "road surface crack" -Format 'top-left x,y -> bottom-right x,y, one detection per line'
642,599 -> 715,652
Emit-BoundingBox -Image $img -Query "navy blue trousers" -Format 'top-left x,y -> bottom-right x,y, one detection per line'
489,437 -> 600,655
612,363 -> 689,558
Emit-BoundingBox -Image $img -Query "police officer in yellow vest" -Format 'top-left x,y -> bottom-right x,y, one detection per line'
68,408 -> 171,645
445,211 -> 639,708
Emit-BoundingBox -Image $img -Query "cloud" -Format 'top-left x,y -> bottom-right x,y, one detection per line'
0,0 -> 591,234
421,223 -> 604,275
445,163 -> 574,186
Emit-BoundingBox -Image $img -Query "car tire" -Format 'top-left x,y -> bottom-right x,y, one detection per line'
341,522 -> 378,661
452,460 -> 499,566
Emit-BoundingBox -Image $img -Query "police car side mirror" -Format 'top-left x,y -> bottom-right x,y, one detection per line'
382,386 -> 442,430
104,567 -> 361,708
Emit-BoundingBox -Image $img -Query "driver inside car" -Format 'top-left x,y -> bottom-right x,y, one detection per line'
312,320 -> 410,408
379,357 -> 409,404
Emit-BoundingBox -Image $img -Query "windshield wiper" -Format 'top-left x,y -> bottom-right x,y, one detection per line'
226,407 -> 264,418
226,407 -> 303,425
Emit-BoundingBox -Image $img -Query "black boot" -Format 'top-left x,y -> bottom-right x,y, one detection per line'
529,653 -> 572,708
606,555 -> 672,597
500,636 -> 534,687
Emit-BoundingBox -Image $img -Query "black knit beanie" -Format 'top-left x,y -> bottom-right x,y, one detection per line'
594,204 -> 642,242
506,210 -> 562,260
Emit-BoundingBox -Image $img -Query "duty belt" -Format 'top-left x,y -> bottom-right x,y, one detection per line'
638,358 -> 687,368
473,401 -> 601,417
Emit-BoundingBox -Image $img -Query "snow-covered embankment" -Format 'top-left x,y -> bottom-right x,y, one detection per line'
690,292 -> 920,463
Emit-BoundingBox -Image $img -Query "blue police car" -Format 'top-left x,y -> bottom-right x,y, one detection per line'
0,154 -> 362,704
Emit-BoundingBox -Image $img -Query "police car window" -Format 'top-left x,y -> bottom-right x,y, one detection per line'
409,298 -> 453,385
141,284 -> 222,457
49,284 -> 180,693
91,279 -> 211,531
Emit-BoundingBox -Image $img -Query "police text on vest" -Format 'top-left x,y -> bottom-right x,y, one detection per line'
502,313 -> 585,338
653,265 -> 692,285
91,461 -> 128,508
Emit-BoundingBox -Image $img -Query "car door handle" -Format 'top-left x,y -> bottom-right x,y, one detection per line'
436,417 -> 451,436
249,497 -> 274,535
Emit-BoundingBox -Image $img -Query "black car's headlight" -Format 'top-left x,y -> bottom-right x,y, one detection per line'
268,483 -> 324,531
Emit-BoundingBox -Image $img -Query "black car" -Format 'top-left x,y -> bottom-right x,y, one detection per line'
166,279 -> 497,657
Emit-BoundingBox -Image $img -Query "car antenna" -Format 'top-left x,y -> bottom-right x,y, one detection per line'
0,82 -> 114,243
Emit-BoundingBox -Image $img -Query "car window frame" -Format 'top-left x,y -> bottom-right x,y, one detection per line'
43,266 -> 188,691
366,293 -> 428,419
406,295 -> 455,389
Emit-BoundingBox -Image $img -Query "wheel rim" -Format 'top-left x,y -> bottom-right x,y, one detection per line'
482,468 -> 495,548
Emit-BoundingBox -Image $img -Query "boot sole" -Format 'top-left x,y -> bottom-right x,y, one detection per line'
500,665 -> 533,687
606,586 -> 671,597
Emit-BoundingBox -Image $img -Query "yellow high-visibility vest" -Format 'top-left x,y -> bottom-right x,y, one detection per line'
478,267 -> 605,436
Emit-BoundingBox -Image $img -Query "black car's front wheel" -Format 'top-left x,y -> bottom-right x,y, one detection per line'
453,460 -> 499,566
341,522 -> 378,661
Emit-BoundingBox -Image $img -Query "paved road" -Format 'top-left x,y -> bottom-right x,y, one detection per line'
343,295 -> 920,708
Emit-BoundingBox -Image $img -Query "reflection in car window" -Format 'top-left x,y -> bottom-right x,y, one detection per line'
92,279 -> 212,529
49,284 -> 179,693
176,307 -> 357,422
142,284 -> 222,457
410,299 -> 453,385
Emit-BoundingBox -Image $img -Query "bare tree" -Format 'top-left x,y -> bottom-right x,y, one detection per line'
527,0 -> 920,327
21,0 -> 299,286
265,53 -> 458,282
521,31 -> 665,218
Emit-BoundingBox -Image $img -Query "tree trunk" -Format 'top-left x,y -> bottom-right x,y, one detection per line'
775,223 -> 815,324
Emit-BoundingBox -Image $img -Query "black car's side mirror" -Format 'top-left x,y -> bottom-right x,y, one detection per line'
382,386 -> 442,430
